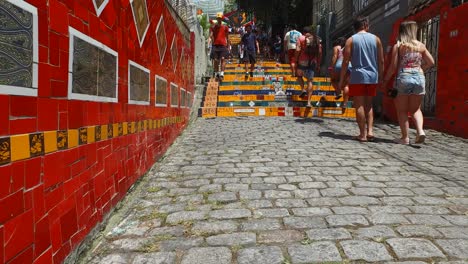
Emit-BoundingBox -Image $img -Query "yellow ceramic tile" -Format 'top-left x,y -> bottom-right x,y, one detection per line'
144,120 -> 148,131
101,125 -> 108,140
123,122 -> 128,135
113,124 -> 119,137
44,131 -> 57,153
68,129 -> 79,148
87,126 -> 95,143
10,134 -> 30,161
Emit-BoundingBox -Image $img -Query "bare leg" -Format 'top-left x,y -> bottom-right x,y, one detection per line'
250,62 -> 255,73
353,96 -> 367,141
364,96 -> 374,137
307,79 -> 313,106
409,95 -> 425,142
220,57 -> 226,73
394,95 -> 410,143
297,74 -> 304,92
214,58 -> 219,76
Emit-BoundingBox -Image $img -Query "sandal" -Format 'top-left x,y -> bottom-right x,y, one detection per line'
415,133 -> 426,144
393,138 -> 409,145
366,135 -> 375,142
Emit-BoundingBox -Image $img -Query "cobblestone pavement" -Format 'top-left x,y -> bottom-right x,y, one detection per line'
79,117 -> 468,264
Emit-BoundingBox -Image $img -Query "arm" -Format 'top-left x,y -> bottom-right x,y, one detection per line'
382,44 -> 399,88
376,36 -> 385,83
421,43 -> 435,71
256,39 -> 260,54
330,47 -> 339,67
284,33 -> 289,51
317,44 -> 323,72
339,38 -> 352,89
295,39 -> 301,63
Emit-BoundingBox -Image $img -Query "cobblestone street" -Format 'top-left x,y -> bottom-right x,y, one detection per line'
79,117 -> 468,264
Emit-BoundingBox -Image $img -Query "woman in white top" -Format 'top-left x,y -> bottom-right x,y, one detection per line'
383,21 -> 435,145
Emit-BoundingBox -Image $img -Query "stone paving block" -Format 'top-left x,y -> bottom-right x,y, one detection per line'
356,225 -> 397,239
159,238 -> 204,251
258,230 -> 303,243
437,227 -> 468,238
294,189 -> 321,198
406,214 -> 453,226
283,217 -> 327,229
413,196 -> 452,205
412,187 -> 445,196
368,206 -> 411,214
191,220 -> 238,235
287,176 -> 313,183
354,181 -> 386,188
246,200 -> 273,209
306,228 -> 352,240
239,190 -> 262,200
198,184 -> 222,193
396,225 -> 442,238
332,206 -> 369,215
159,203 -> 188,214
253,208 -> 290,218
320,188 -> 349,197
210,209 -> 251,219
208,192 -> 238,202
182,179 -> 211,187
264,177 -> 287,184
436,239 -> 468,259
96,254 -> 128,264
241,218 -> 282,231
443,215 -> 468,226
206,232 -> 256,246
382,197 -> 415,205
326,214 -> 369,227
275,199 -> 308,208
237,246 -> 284,264
181,247 -> 231,264
241,177 -> 264,184
326,181 -> 352,188
213,178 -> 240,184
369,213 -> 410,225
339,196 -> 380,205
148,226 -> 185,237
224,183 -> 249,191
307,197 -> 341,206
169,188 -> 197,195
278,184 -> 298,190
265,190 -> 292,199
383,188 -> 415,196
165,211 -> 207,224
408,206 -> 451,214
291,207 -> 332,216
251,183 -> 277,190
350,187 -> 386,197
288,242 -> 342,263
299,182 -> 327,189
111,238 -> 147,251
174,194 -> 204,203
341,240 -> 393,262
387,238 -> 445,259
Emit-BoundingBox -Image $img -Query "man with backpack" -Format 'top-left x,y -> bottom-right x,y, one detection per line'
209,12 -> 230,81
295,26 -> 322,108
284,25 -> 302,77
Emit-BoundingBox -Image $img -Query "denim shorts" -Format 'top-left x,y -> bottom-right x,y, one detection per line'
396,70 -> 426,95
297,66 -> 315,80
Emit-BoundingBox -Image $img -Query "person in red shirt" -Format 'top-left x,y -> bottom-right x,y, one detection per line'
209,12 -> 230,81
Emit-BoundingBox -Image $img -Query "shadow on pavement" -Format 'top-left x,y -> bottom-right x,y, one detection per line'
294,118 -> 324,124
318,131 -> 398,144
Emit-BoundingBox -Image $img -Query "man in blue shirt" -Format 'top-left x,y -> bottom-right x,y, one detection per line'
241,24 -> 260,78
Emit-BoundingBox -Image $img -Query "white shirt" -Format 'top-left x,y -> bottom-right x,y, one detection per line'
284,30 -> 302,50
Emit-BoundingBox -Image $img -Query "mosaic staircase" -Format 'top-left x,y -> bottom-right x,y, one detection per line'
201,61 -> 356,118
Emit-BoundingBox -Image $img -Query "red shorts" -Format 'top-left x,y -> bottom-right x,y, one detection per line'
287,49 -> 296,64
348,84 -> 377,97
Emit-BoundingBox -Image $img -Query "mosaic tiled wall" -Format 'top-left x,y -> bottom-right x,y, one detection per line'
0,0 -> 195,263
382,0 -> 468,138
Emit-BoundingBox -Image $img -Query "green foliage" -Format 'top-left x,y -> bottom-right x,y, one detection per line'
198,13 -> 210,39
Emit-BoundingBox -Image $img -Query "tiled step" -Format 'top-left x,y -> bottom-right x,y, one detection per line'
212,106 -> 355,118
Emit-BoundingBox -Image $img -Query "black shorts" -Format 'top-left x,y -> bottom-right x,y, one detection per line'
242,51 -> 256,64
210,45 -> 229,60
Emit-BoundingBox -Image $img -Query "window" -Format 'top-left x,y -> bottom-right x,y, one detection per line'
180,88 -> 186,108
128,60 -> 150,105
187,91 -> 193,107
170,82 -> 179,107
0,0 -> 38,96
69,28 -> 118,102
155,75 -> 168,107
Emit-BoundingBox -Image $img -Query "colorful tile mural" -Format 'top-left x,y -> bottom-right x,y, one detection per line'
170,82 -> 179,107
129,61 -> 150,104
155,75 -> 168,106
0,0 -> 38,95
156,16 -> 167,64
92,0 -> 110,16
171,34 -> 178,71
130,0 -> 150,45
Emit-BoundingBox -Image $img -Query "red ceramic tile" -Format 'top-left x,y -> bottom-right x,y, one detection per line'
43,152 -> 64,189
32,186 -> 46,222
25,157 -> 42,190
0,95 -> 9,136
10,118 -> 37,135
60,208 -> 78,243
0,226 -> 4,264
44,186 -> 64,212
49,219 -> 62,251
50,80 -> 68,98
63,176 -> 80,199
10,96 -> 37,118
34,216 -> 51,258
38,45 -> 48,64
68,101 -> 84,129
0,165 -> 11,199
4,210 -> 34,262
10,161 -> 25,194
37,98 -> 59,132
49,0 -> 69,33
52,241 -> 70,264
58,112 -> 68,130
0,190 -> 24,225
23,189 -> 33,212
33,248 -> 52,264
6,246 -> 33,264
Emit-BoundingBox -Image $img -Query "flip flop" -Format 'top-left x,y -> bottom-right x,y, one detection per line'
393,138 -> 409,145
415,134 -> 426,144
353,136 -> 367,142
366,135 -> 375,142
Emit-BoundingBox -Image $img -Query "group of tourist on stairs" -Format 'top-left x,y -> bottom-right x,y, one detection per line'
209,14 -> 434,145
